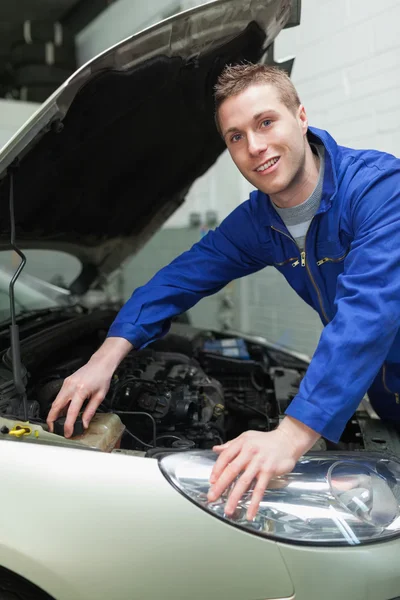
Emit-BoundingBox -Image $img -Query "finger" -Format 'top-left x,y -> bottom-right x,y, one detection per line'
47,401 -> 66,431
209,443 -> 231,480
208,450 -> 251,502
224,460 -> 259,516
47,388 -> 73,432
210,438 -> 244,481
209,440 -> 241,485
64,392 -> 88,438
246,471 -> 271,521
212,440 -> 232,452
82,393 -> 104,429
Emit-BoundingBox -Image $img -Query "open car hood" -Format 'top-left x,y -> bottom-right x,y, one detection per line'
0,0 -> 297,293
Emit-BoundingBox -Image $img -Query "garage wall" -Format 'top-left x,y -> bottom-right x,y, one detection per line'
276,0 -> 400,154
242,0 -> 400,356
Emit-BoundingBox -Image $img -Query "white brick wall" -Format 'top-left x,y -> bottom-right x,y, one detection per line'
276,0 -> 400,153
243,0 -> 400,356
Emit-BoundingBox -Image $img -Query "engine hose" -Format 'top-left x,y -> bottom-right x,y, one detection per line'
250,368 -> 264,391
154,434 -> 195,450
113,411 -> 157,447
37,378 -> 64,411
156,434 -> 183,443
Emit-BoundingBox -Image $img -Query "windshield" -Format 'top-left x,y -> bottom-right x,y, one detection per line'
0,250 -> 80,321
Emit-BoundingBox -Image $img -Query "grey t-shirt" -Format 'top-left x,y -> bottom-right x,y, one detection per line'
273,144 -> 325,250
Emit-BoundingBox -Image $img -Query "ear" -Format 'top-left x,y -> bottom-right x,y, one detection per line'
297,104 -> 308,136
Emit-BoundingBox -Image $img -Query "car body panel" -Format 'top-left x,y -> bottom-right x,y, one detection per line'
4,432 -> 400,600
0,439 -> 294,600
278,538 -> 400,600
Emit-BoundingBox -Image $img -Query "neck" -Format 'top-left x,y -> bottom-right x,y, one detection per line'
270,143 -> 320,209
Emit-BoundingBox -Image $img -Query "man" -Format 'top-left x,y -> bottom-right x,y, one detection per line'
47,63 -> 400,521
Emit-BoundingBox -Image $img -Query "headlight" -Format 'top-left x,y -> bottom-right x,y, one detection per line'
159,450 -> 400,546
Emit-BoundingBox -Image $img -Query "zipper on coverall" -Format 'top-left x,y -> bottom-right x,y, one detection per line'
270,225 -> 329,324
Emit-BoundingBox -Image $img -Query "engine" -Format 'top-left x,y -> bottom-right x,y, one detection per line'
74,337 -> 305,450
104,350 -> 226,449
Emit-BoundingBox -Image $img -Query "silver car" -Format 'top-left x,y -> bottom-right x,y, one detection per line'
0,1 -> 399,599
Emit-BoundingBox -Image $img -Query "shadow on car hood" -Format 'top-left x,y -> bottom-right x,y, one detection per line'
0,0 -> 295,292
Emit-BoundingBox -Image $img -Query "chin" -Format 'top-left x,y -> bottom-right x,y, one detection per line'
259,181 -> 287,196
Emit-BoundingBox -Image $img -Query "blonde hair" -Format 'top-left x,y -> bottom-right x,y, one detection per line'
214,63 -> 301,133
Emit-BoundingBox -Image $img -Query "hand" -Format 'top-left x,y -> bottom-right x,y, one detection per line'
208,417 -> 320,520
46,337 -> 133,437
46,359 -> 113,437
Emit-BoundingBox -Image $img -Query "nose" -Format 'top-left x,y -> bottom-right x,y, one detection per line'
247,131 -> 267,157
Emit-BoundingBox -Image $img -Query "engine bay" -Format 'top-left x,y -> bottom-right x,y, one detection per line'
35,332 -> 302,452
0,319 -> 306,452
1,316 -> 399,458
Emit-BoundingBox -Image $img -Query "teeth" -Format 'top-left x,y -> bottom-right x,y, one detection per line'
257,157 -> 279,172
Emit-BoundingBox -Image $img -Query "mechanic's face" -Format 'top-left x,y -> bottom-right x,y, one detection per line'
218,84 -> 309,204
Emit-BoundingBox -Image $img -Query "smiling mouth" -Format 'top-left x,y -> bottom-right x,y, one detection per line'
255,157 -> 280,172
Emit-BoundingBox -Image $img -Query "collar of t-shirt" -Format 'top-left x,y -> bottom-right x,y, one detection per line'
272,144 -> 325,250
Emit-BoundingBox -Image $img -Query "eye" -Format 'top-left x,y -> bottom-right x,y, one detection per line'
230,133 -> 242,143
261,119 -> 272,128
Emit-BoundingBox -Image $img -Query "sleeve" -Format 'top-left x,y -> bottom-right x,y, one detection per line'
286,167 -> 400,442
107,196 -> 270,349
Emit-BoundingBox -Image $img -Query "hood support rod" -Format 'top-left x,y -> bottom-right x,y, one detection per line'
8,161 -> 28,421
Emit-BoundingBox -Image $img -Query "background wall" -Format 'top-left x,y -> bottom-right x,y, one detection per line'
277,0 -> 400,154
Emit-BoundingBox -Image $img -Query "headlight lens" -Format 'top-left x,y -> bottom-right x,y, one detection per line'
159,450 -> 400,546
